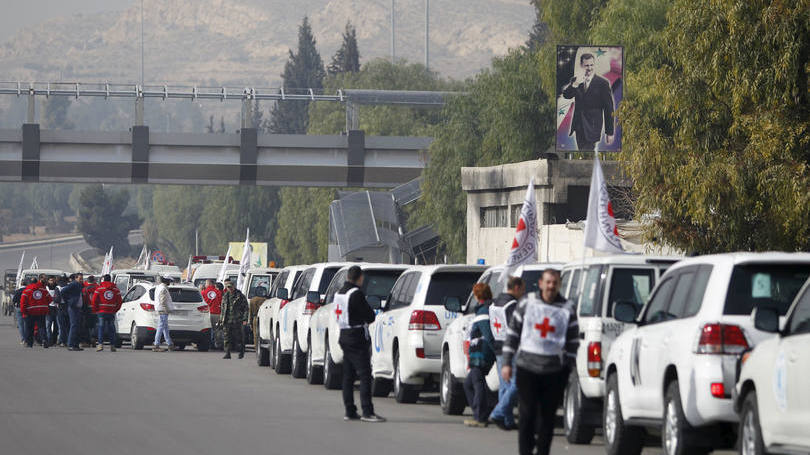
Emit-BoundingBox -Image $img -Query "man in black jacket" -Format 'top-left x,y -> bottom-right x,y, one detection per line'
562,53 -> 615,152
336,265 -> 385,423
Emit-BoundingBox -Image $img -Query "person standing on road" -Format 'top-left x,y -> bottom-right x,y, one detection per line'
488,276 -> 526,430
56,275 -> 70,347
20,274 -> 52,348
220,278 -> 248,359
153,277 -> 175,352
463,283 -> 496,428
502,269 -> 578,455
12,280 -> 31,344
81,274 -> 97,347
45,276 -> 62,346
92,274 -> 122,352
62,274 -> 85,351
336,265 -> 385,423
202,279 -> 223,348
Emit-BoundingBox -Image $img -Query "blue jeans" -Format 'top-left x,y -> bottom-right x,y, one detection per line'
68,306 -> 83,348
46,308 -> 59,344
15,307 -> 26,341
154,314 -> 172,346
489,355 -> 518,425
57,308 -> 70,345
97,314 -> 117,345
23,314 -> 47,347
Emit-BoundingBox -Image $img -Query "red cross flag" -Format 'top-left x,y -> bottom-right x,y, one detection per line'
584,154 -> 624,254
503,178 -> 538,281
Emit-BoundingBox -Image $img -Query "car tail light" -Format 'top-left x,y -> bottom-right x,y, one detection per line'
697,324 -> 749,354
416,348 -> 425,358
197,305 -> 209,313
140,303 -> 155,311
710,382 -> 726,398
303,301 -> 319,315
408,310 -> 441,331
279,299 -> 289,310
587,341 -> 602,377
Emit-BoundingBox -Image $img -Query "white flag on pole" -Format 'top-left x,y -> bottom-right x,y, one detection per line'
237,228 -> 251,291
101,246 -> 114,275
136,245 -> 148,269
15,251 -> 25,285
185,256 -> 194,283
30,256 -> 39,270
217,245 -> 233,283
584,154 -> 625,254
502,179 -> 538,281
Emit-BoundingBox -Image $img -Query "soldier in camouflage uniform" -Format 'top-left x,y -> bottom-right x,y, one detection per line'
220,279 -> 248,359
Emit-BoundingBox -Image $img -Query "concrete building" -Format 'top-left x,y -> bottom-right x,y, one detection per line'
461,158 -> 679,265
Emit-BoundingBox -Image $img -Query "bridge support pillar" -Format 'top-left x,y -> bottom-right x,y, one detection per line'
132,126 -> 149,183
21,123 -> 40,182
347,130 -> 365,187
240,128 -> 258,184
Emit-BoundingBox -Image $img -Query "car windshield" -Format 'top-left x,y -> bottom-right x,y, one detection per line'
362,270 -> 404,299
148,288 -> 203,303
425,272 -> 483,306
724,264 -> 810,316
131,274 -> 156,282
248,275 -> 271,298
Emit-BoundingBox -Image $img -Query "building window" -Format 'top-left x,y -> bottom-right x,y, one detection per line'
480,206 -> 509,228
510,204 -> 522,227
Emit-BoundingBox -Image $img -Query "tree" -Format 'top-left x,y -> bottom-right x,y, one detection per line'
42,96 -> 74,130
328,21 -> 360,75
268,17 -> 325,134
618,0 -> 810,253
77,185 -> 138,256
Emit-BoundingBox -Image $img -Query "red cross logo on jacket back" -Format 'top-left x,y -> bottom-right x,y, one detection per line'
492,319 -> 503,334
534,317 -> 555,338
335,307 -> 343,321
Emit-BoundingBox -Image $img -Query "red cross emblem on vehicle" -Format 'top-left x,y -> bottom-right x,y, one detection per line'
534,317 -> 556,338
335,307 -> 343,321
492,319 -> 503,333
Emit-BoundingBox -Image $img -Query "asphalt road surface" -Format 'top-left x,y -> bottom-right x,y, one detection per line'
0,232 -> 143,272
0,320 -> 736,455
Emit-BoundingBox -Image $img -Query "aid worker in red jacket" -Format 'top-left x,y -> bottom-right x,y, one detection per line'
81,275 -> 98,347
20,273 -> 53,348
202,279 -> 223,348
91,274 -> 122,352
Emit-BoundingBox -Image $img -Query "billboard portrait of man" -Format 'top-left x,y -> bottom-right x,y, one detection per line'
556,45 -> 623,153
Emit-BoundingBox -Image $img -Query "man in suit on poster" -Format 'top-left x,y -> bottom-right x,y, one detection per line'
562,53 -> 615,152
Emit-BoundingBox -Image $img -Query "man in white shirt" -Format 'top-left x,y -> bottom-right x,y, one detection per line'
153,277 -> 175,352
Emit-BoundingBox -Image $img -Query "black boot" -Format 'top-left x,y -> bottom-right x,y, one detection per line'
238,349 -> 244,359
223,351 -> 231,359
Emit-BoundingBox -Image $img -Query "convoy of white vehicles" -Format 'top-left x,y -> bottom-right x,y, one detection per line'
12,249 -> 810,454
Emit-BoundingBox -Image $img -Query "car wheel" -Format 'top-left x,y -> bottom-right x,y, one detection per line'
440,351 -> 466,415
323,337 -> 343,390
130,323 -> 144,350
393,349 -> 418,404
564,370 -> 596,444
273,332 -> 291,374
306,333 -> 324,385
291,331 -> 307,378
175,344 -> 186,351
113,335 -> 123,349
256,331 -> 269,366
197,334 -> 210,352
663,380 -> 710,455
604,373 -> 644,455
268,325 -> 276,369
740,391 -> 768,455
371,376 -> 393,397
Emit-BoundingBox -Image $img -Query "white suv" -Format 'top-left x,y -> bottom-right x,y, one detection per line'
603,253 -> 810,455
277,263 -> 348,378
439,263 -> 562,415
255,265 -> 306,369
369,265 -> 485,403
734,278 -> 810,455
115,282 -> 212,351
309,264 -> 408,388
562,256 -> 678,444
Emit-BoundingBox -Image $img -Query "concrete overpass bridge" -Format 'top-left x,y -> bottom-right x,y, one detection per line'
0,82 -> 447,187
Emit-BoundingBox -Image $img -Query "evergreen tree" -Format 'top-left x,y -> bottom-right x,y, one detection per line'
327,21 -> 361,76
268,17 -> 325,134
77,184 -> 139,256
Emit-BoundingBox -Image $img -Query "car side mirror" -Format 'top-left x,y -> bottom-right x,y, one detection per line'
614,300 -> 638,323
753,306 -> 779,333
443,296 -> 462,313
367,296 -> 382,310
277,288 -> 289,300
306,291 -> 321,305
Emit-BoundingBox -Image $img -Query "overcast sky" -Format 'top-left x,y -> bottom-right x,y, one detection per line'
0,0 -> 133,42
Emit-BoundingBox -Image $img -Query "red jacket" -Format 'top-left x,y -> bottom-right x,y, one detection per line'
83,282 -> 99,310
91,281 -> 123,314
20,281 -> 52,317
202,285 -> 223,315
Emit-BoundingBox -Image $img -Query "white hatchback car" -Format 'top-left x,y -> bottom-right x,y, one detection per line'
604,253 -> 810,455
276,263 -> 347,378
309,264 -> 408,388
256,265 -> 306,369
439,263 -> 562,415
369,265 -> 485,403
115,282 -> 212,351
734,278 -> 810,455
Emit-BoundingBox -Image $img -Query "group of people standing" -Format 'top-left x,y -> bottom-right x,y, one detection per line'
12,273 -> 123,351
464,269 -> 579,455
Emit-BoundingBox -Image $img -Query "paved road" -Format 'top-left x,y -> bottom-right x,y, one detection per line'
0,232 -> 143,272
0,320 -> 735,455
